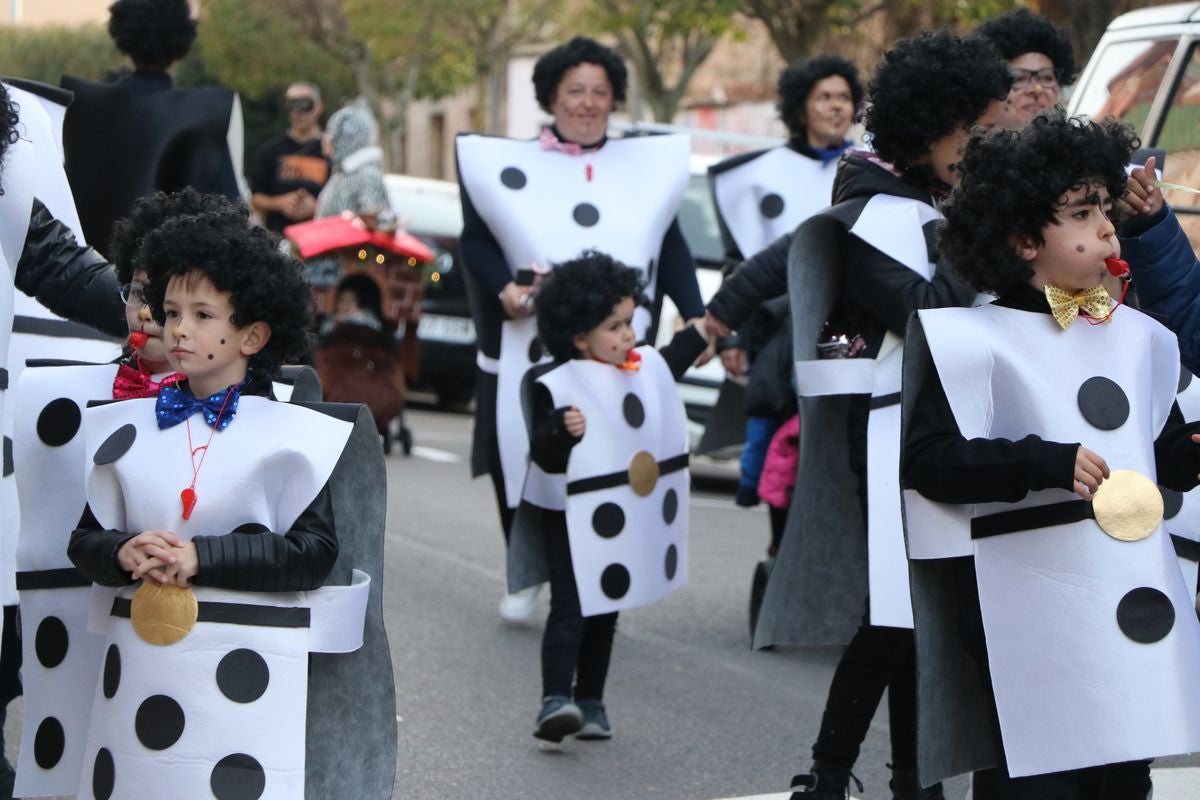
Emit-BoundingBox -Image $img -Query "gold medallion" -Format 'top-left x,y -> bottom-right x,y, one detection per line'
1092,469 -> 1163,542
130,582 -> 198,646
628,451 -> 659,497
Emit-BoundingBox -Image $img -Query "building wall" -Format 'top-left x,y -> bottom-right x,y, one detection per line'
2,0 -> 112,25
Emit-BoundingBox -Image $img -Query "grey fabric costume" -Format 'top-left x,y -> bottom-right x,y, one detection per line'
315,106 -> 391,221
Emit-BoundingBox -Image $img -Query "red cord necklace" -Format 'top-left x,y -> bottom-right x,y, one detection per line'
180,387 -> 235,520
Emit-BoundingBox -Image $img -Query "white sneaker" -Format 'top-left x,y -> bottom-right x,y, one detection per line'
499,584 -> 542,625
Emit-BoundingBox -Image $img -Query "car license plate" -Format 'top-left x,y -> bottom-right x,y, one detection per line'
419,313 -> 476,344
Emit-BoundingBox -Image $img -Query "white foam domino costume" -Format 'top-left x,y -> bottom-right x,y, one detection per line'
907,303 -> 1200,777
710,147 -> 839,258
455,133 -> 689,508
532,347 -> 688,616
791,194 -> 942,629
1167,369 -> 1200,598
77,397 -> 370,799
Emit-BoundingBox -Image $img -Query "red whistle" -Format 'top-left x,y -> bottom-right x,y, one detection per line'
129,330 -> 149,350
1105,256 -> 1130,277
180,487 -> 197,520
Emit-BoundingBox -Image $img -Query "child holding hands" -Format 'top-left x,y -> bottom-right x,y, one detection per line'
512,251 -> 707,743
903,112 -> 1200,798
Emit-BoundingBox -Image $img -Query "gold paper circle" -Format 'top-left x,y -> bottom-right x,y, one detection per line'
131,583 -> 198,646
1092,469 -> 1163,542
628,451 -> 659,497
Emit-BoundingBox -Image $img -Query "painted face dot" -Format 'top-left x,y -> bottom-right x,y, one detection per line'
207,354 -> 215,360
1076,245 -> 1086,253
220,338 -> 226,344
1077,376 -> 1129,431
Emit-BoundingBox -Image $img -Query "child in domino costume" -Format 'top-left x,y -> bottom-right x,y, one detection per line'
510,253 -> 706,740
902,115 -> 1200,792
66,210 -> 375,799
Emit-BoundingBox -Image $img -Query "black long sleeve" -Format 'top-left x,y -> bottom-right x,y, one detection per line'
530,389 -> 581,474
16,199 -> 126,338
658,324 -> 708,380
69,483 -> 339,592
655,220 -> 704,320
1153,405 -> 1200,492
457,177 -> 513,300
706,232 -> 791,331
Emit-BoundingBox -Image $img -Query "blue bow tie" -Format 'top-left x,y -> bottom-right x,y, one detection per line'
155,382 -> 244,431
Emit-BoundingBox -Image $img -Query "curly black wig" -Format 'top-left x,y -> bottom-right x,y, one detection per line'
0,84 -> 20,197
975,9 -> 1077,86
535,250 -> 645,363
108,189 -> 248,284
532,37 -> 627,113
940,112 -> 1138,295
108,0 -> 197,69
864,30 -> 1011,171
138,210 -> 313,375
777,54 -> 863,139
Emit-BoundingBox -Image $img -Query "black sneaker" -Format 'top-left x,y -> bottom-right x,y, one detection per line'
575,699 -> 611,740
533,695 -> 582,742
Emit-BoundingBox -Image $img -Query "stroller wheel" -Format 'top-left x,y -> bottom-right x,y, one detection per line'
400,426 -> 414,456
381,428 -> 393,455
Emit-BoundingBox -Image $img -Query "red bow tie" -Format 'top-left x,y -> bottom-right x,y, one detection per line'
112,362 -> 184,400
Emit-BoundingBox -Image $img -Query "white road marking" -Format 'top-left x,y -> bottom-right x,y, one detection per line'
409,445 -> 463,463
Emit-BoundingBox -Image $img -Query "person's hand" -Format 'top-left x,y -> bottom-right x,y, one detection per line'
704,311 -> 732,338
564,407 -> 586,438
720,346 -> 748,377
283,190 -> 316,221
170,542 -> 200,587
1120,155 -> 1163,219
499,282 -> 535,318
1073,446 -> 1110,501
118,530 -> 183,583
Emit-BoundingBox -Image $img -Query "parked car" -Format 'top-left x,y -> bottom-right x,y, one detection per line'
384,174 -> 476,405
1069,2 -> 1200,245
385,162 -> 730,444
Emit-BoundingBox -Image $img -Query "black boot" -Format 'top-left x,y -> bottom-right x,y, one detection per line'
889,766 -> 944,800
789,761 -> 863,799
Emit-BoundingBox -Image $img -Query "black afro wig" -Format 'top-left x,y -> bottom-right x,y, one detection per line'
975,9 -> 1077,86
940,111 -> 1138,295
108,0 -> 197,69
864,30 -> 1011,171
0,84 -> 20,196
138,210 -> 313,376
109,188 -> 248,284
777,54 -> 863,139
535,250 -> 644,363
532,37 -> 627,114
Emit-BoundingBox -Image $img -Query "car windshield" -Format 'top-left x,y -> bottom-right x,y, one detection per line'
678,173 -> 723,266
387,180 -> 464,237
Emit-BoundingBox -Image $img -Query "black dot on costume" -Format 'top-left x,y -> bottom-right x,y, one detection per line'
500,166 -> 527,190
592,503 -> 625,539
33,716 -> 64,769
1116,587 -> 1175,643
135,695 -> 185,751
211,753 -> 266,800
35,616 -> 68,669
759,193 -> 785,219
622,393 -> 645,428
36,398 -> 82,447
572,203 -> 600,227
662,489 -> 679,524
3,436 -> 12,478
664,544 -> 678,580
1180,368 -> 1194,394
233,522 -> 270,534
1161,486 -> 1184,521
1077,377 -> 1129,431
0,368 -> 8,391
103,645 -> 121,699
217,649 -> 270,704
600,564 -> 631,600
92,748 -> 115,800
94,424 -> 137,465
528,337 -> 544,364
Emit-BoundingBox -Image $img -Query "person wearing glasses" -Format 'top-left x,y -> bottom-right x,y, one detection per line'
61,0 -> 245,257
250,83 -> 330,234
975,8 -> 1077,130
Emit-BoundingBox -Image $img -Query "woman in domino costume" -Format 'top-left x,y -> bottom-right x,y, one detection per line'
903,115 -> 1200,796
66,212 -> 384,799
455,36 -> 704,621
706,33 -> 1010,799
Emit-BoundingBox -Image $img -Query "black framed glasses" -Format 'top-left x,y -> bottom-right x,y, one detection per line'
118,282 -> 147,307
1009,67 -> 1058,91
286,97 -> 316,113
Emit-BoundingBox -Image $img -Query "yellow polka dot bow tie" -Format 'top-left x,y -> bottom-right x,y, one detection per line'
1044,284 -> 1114,330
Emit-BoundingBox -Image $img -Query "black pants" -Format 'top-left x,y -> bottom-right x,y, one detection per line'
811,621 -> 918,770
973,761 -> 1151,799
541,515 -> 618,700
472,368 -> 514,544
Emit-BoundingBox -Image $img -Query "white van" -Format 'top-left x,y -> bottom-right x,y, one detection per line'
1069,2 -> 1200,242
